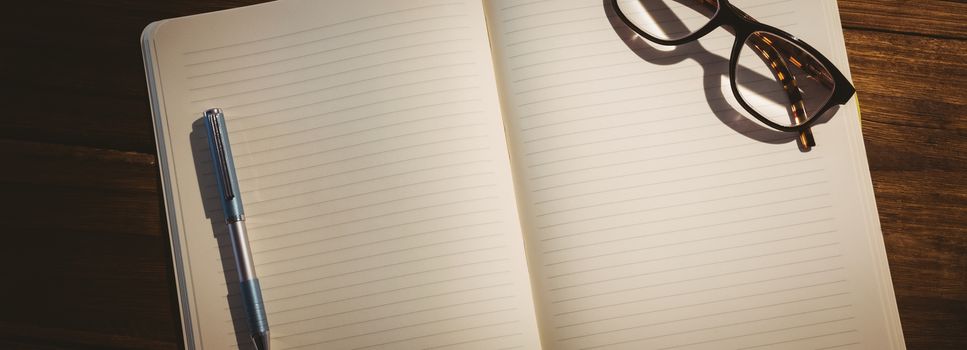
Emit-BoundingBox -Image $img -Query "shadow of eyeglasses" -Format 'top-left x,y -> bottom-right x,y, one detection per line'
602,0 -> 837,148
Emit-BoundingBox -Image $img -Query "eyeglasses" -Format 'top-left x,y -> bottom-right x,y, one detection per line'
612,0 -> 856,150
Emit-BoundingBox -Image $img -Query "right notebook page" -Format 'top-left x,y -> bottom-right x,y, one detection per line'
484,0 -> 905,349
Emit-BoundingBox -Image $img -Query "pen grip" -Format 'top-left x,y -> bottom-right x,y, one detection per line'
240,278 -> 269,334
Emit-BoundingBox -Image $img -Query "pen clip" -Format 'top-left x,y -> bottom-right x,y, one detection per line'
206,108 -> 236,201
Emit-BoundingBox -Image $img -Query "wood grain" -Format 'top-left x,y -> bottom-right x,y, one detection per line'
0,1 -> 964,349
839,2 -> 967,349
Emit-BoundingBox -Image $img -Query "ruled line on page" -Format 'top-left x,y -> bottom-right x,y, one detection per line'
259,244 -> 506,291
513,62 -> 695,97
220,79 -> 478,124
220,73 -> 477,110
187,31 -> 472,80
286,308 -> 517,341
532,166 -> 822,206
651,325 -> 857,350
250,208 -> 497,248
544,230 -> 836,272
586,317 -> 855,350
219,242 -> 508,288
533,172 -> 816,216
265,257 -> 507,303
542,216 -> 833,256
274,284 -> 516,332
248,173 -> 493,217
500,4 -> 599,23
269,269 -> 512,315
533,182 -> 828,230
228,85 -> 480,126
279,295 -> 516,336
232,121 -> 485,168
235,155 -> 491,205
237,130 -> 490,180
504,16 -> 600,35
196,155 -> 484,206
522,123 -> 739,166
542,187 -> 829,242
234,110 -> 482,159
554,274 -> 849,318
189,43 -> 473,95
536,190 -> 828,231
234,125 -> 486,171
237,140 -> 489,186
534,177 -> 825,218
347,321 -> 519,350
193,60 -> 473,102
562,304 -> 852,342
557,291 -> 850,330
254,239 -> 503,282
191,50 -> 473,91
228,91 -> 480,134
242,204 -> 502,256
210,162 -> 493,221
500,0 -> 560,11
541,213 -> 833,255
814,342 -> 862,350
182,2 -> 465,55
185,15 -> 470,67
506,28 -> 613,48
521,110 -> 710,147
738,329 -> 859,350
425,333 -> 526,350
231,99 -> 481,144
248,195 -> 499,237
297,308 -> 518,345
512,82 -> 740,122
257,229 -> 501,267
549,256 -> 844,304
186,18 -> 472,79
532,155 -> 819,194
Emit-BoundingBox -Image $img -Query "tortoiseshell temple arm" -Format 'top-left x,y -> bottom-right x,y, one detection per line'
746,33 -> 817,151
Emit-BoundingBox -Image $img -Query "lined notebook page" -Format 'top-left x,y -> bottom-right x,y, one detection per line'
145,1 -> 540,349
485,0 -> 903,349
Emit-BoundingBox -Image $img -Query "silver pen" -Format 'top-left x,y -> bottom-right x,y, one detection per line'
204,108 -> 270,350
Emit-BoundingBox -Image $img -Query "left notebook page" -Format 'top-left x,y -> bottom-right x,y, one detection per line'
142,0 -> 540,349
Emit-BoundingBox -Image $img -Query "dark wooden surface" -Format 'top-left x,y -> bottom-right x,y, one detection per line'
0,1 -> 964,349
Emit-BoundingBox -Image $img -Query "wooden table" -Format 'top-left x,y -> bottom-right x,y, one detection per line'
1,1 -> 963,349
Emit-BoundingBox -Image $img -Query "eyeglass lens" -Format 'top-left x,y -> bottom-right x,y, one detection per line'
735,32 -> 835,127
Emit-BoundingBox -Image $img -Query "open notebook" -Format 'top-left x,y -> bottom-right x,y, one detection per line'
141,0 -> 904,349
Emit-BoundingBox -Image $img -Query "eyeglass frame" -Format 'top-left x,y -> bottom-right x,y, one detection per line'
610,0 -> 856,139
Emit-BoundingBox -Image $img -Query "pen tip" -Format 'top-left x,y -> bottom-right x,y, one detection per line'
252,331 -> 270,350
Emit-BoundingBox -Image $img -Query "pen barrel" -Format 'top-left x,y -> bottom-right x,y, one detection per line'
228,220 -> 257,282
240,278 -> 270,334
